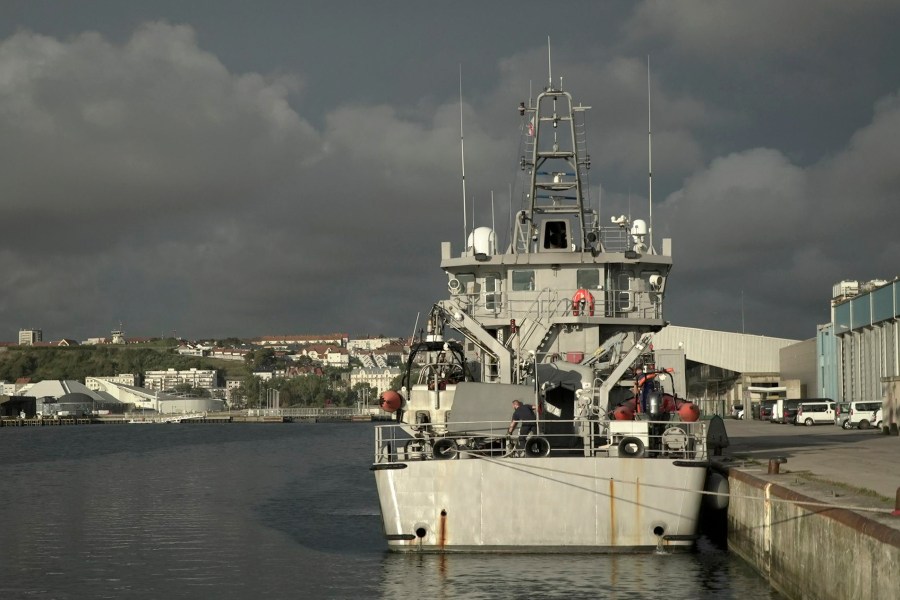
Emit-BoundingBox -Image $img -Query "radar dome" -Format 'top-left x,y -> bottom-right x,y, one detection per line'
631,219 -> 648,236
467,227 -> 497,256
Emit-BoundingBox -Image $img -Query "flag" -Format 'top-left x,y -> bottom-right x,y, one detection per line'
527,117 -> 535,136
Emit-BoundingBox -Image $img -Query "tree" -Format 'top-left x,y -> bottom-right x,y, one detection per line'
245,348 -> 276,371
352,382 -> 376,406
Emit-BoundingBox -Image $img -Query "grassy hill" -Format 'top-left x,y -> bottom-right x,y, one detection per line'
0,343 -> 249,384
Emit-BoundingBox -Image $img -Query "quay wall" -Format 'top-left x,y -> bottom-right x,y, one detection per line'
727,468 -> 899,600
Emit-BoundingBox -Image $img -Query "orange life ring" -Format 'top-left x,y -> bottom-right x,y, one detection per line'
572,289 -> 595,316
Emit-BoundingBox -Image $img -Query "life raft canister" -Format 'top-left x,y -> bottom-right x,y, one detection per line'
572,288 -> 595,316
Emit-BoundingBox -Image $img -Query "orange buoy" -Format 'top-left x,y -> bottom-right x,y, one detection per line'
379,390 -> 403,413
678,402 -> 700,422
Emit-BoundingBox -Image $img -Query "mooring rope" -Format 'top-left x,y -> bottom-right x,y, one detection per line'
464,453 -> 898,515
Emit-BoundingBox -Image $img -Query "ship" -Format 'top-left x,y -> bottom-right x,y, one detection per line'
371,68 -> 721,552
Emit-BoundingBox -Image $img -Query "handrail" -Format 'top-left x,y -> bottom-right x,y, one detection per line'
458,286 -> 662,322
373,418 -> 708,463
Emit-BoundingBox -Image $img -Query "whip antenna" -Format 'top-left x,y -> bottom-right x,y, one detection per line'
647,55 -> 654,253
459,65 -> 468,252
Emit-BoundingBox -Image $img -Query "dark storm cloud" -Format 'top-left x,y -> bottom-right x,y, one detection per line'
1,2 -> 898,342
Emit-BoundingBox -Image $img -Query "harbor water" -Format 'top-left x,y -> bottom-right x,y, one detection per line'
0,423 -> 781,599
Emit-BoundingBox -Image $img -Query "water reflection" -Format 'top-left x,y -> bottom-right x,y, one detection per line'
377,539 -> 778,600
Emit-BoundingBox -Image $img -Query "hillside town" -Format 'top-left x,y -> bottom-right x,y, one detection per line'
1,328 -> 410,417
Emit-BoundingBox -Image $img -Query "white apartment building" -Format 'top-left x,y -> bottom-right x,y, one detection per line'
350,367 -> 402,396
210,347 -> 249,361
144,368 -> 217,391
18,329 -> 42,345
85,374 -> 137,391
254,333 -> 348,348
347,336 -> 396,352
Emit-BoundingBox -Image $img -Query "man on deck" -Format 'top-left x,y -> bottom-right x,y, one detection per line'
507,399 -> 537,454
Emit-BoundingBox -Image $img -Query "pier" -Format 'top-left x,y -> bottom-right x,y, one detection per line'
0,407 -> 389,427
718,419 -> 899,599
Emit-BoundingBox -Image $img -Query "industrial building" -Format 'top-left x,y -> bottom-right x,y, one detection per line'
650,277 -> 898,420
820,278 -> 900,402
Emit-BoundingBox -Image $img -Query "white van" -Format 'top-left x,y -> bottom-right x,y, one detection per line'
771,399 -> 801,424
794,400 -> 836,426
844,401 -> 882,429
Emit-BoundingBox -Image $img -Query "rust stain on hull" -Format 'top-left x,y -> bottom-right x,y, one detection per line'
609,479 -> 616,546
439,509 -> 447,550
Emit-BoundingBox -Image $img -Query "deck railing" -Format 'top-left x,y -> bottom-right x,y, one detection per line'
457,288 -> 663,322
373,418 -> 708,463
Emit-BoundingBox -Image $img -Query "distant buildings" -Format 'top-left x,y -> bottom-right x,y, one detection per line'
144,368 -> 218,391
350,367 -> 402,397
18,329 -> 42,345
820,278 -> 899,402
253,333 -> 348,348
85,374 -> 138,390
291,344 -> 349,367
347,336 -> 396,352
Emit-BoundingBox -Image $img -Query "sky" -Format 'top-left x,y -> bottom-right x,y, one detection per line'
1,0 -> 899,343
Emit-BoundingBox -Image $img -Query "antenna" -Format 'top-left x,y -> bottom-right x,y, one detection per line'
547,37 -> 552,88
507,182 -> 512,252
459,65 -> 468,251
647,55 -> 654,253
411,311 -> 421,344
491,190 -> 496,251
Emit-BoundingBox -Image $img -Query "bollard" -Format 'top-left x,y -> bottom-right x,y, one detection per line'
893,488 -> 900,517
767,456 -> 787,475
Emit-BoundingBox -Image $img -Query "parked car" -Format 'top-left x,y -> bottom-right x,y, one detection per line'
794,400 -> 835,426
731,404 -> 745,419
835,402 -> 851,428
759,400 -> 776,421
844,400 -> 882,429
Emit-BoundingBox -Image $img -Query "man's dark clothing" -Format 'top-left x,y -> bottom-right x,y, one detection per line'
511,403 -> 537,449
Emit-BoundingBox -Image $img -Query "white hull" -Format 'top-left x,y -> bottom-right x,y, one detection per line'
374,455 -> 707,552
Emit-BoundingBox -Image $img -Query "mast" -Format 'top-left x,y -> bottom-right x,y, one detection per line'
647,55 -> 654,253
459,66 -> 468,251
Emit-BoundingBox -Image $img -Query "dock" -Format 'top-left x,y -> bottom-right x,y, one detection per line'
718,419 -> 899,599
0,407 -> 391,427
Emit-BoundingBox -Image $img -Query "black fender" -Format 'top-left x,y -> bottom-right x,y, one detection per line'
432,438 -> 457,460
618,436 -> 646,458
523,436 -> 551,458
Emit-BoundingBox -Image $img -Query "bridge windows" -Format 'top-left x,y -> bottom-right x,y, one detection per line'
577,268 -> 600,290
511,270 -> 535,291
541,220 -> 569,250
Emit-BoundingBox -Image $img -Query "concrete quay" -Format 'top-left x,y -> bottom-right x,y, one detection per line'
716,418 -> 899,600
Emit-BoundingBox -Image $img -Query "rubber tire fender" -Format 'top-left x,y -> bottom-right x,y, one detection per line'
432,438 -> 457,460
618,436 -> 646,458
523,436 -> 551,458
